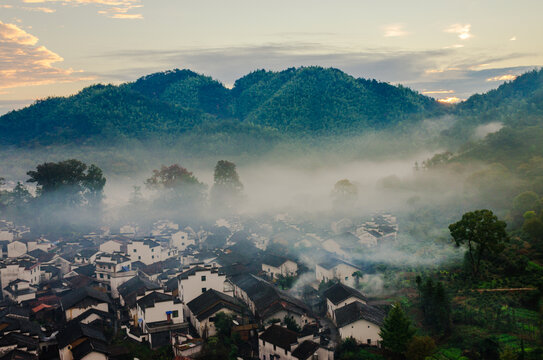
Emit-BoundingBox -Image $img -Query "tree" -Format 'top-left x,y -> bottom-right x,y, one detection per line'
145,164 -> 207,212
379,303 -> 416,359
405,336 -> 437,360
284,315 -> 301,332
145,164 -> 202,189
332,179 -> 358,207
26,159 -> 105,208
214,312 -> 235,339
417,278 -> 451,334
210,160 -> 243,210
449,209 -> 508,277
352,271 -> 363,288
511,191 -> 541,228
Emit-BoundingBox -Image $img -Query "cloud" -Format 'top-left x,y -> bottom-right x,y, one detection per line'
486,74 -> 518,82
0,21 -> 92,89
437,96 -> 463,104
421,90 -> 455,95
0,4 -> 13,8
445,24 -> 472,40
510,36 -> 517,41
383,24 -> 408,37
22,6 -> 56,13
20,0 -> 143,19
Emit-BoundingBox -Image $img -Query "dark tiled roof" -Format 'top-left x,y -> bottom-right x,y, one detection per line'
117,276 -> 161,307
187,289 -> 242,321
178,266 -> 219,280
261,254 -> 290,268
73,264 -> 96,277
71,338 -> 109,360
60,287 -> 110,310
26,249 -> 55,263
323,283 -> 367,305
259,325 -> 298,350
230,274 -> 311,319
136,291 -> 173,310
72,308 -> 114,324
334,301 -> 385,328
0,350 -> 38,360
292,340 -> 320,360
317,257 -> 359,271
57,321 -> 107,349
0,332 -> 39,351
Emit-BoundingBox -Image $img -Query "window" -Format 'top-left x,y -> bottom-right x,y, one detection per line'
209,316 -> 216,322
273,345 -> 276,351
152,255 -> 154,259
367,339 -> 371,345
285,349 -> 287,355
345,276 -> 349,280
201,275 -> 206,281
152,248 -> 154,252
202,288 -> 206,293
138,256 -> 141,260
172,310 -> 179,318
133,249 -> 136,253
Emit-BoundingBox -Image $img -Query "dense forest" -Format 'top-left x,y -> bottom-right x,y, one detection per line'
0,67 -> 444,146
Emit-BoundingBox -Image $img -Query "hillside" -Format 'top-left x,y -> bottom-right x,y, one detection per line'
0,67 -> 443,146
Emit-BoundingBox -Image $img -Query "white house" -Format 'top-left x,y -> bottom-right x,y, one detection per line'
7,241 -> 27,258
127,239 -> 174,265
2,279 -> 37,303
60,287 -> 111,321
94,252 -> 136,298
323,282 -> 367,322
0,229 -> 14,242
0,258 -> 40,289
136,291 -> 184,326
315,258 -> 360,285
99,239 -> 124,254
261,255 -> 298,279
177,264 -> 229,304
170,231 -> 195,251
186,289 -> 243,338
335,301 -> 385,346
259,325 -> 333,360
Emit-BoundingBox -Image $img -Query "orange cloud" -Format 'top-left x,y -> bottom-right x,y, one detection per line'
0,21 -> 92,89
486,74 -> 518,82
437,97 -> 463,104
422,90 -> 455,95
21,0 -> 143,19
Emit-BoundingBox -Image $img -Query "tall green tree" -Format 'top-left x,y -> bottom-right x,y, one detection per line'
332,179 -> 358,208
379,303 -> 416,359
27,159 -> 105,208
449,209 -> 509,277
210,160 -> 243,210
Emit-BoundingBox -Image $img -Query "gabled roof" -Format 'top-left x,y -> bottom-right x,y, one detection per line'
259,325 -> 298,350
132,239 -> 160,248
178,265 -> 220,280
334,301 -> 385,328
72,264 -> 96,277
117,276 -> 161,307
26,249 -> 55,263
76,249 -> 99,258
323,282 -> 367,305
57,321 -> 107,349
292,340 -> 320,360
136,291 -> 174,310
317,257 -> 359,271
60,287 -> 110,310
71,338 -> 109,360
0,332 -> 39,352
0,350 -> 38,360
230,274 -> 311,319
187,289 -> 242,321
261,254 -> 292,268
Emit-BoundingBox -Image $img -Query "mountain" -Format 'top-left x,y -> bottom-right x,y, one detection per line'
0,67 -> 443,146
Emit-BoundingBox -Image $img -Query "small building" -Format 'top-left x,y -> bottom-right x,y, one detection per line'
57,321 -> 109,360
7,241 -> 27,258
186,289 -> 243,338
261,255 -> 298,279
3,279 -> 37,303
259,325 -> 333,360
60,287 -> 111,321
323,282 -> 367,322
335,301 -> 385,346
315,258 -> 360,285
177,264 -> 229,304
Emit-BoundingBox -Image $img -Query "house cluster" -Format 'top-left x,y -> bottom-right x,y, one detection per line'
0,215 -> 394,360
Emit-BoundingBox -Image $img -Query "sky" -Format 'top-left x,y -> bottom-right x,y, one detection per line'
0,0 -> 542,115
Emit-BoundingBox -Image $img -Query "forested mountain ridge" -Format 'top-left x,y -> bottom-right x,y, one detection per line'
0,67 -> 443,146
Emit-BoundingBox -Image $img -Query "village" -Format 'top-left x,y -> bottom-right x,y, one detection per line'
0,213 -> 399,360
